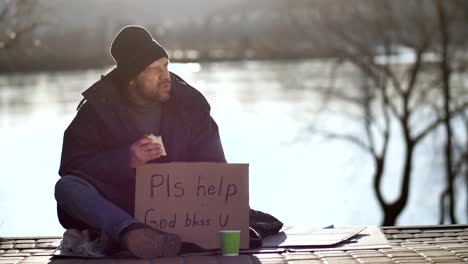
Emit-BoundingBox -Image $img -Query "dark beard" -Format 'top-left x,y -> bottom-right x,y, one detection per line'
157,79 -> 171,102
132,77 -> 171,104
139,85 -> 159,102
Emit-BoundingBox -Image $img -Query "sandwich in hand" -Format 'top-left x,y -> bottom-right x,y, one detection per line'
145,134 -> 167,156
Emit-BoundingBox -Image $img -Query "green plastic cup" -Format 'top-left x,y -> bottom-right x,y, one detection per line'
219,230 -> 241,256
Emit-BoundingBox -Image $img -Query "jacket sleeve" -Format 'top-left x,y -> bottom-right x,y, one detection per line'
58,103 -> 133,184
187,102 -> 227,163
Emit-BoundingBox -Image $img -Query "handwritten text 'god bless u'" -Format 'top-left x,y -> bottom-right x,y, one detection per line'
144,210 -> 230,229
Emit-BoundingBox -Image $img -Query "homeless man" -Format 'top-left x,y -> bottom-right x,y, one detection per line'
54,25 -> 226,259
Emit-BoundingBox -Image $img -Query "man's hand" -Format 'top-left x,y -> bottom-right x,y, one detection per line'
130,137 -> 164,168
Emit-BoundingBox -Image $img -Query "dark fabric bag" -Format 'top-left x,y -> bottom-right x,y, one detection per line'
248,209 -> 283,248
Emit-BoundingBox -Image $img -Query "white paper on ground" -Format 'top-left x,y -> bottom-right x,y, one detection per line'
284,226 -> 391,251
262,226 -> 366,247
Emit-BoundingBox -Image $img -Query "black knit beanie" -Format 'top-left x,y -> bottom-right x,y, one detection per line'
110,25 -> 168,81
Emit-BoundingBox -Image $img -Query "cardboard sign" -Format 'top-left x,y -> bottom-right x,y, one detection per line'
135,162 -> 249,249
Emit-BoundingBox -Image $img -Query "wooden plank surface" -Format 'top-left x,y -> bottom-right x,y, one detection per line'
1,225 -> 468,263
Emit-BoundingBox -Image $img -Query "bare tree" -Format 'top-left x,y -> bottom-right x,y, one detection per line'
435,0 -> 468,224
291,0 -> 468,225
0,0 -> 44,71
436,0 -> 456,224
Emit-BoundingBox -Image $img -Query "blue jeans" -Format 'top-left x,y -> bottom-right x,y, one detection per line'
54,175 -> 139,241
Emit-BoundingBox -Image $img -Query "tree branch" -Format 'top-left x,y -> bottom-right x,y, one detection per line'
414,101 -> 468,143
314,129 -> 376,157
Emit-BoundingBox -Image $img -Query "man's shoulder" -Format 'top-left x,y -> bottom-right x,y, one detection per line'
82,70 -> 119,103
66,101 -> 98,132
74,69 -> 122,117
170,72 -> 210,112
